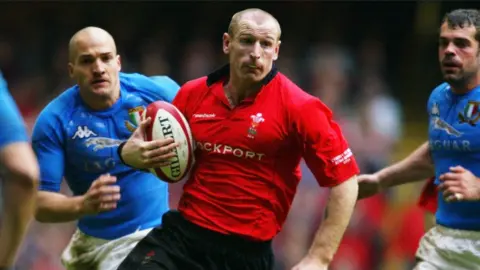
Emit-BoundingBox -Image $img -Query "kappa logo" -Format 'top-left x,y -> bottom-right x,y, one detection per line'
247,113 -> 265,139
458,101 -> 480,126
125,106 -> 145,132
72,126 -> 97,139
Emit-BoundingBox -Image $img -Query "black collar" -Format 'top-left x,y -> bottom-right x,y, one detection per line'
206,63 -> 278,87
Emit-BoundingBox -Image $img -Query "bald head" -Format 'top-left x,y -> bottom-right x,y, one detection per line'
68,26 -> 117,63
228,8 -> 281,40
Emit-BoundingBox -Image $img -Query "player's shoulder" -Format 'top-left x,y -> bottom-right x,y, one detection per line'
178,76 -> 209,96
120,72 -> 179,101
33,86 -> 78,136
429,82 -> 450,101
274,72 -> 318,106
39,86 -> 79,118
119,72 -> 155,91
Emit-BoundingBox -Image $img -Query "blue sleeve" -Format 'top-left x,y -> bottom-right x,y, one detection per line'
0,73 -> 29,149
31,109 -> 65,192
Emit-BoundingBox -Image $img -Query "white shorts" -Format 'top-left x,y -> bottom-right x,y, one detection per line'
61,228 -> 151,270
415,225 -> 480,270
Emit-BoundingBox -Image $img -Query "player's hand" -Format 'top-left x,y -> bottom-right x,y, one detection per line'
120,117 -> 179,169
357,174 -> 382,199
81,174 -> 121,215
438,166 -> 480,202
291,256 -> 328,270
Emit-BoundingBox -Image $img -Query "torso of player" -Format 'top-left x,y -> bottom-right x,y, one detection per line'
428,83 -> 480,230
57,74 -> 171,239
178,74 -> 306,241
64,88 -> 150,191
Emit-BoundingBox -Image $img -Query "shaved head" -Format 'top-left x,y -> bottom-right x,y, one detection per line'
68,26 -> 117,62
228,8 -> 281,40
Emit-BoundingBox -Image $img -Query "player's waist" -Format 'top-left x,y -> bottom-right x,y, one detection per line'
179,195 -> 283,241
433,224 -> 480,239
165,210 -> 273,255
78,193 -> 169,239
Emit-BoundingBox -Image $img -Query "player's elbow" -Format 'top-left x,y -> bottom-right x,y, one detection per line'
4,158 -> 39,192
1,143 -> 40,191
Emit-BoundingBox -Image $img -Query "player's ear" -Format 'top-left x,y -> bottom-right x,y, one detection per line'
273,40 -> 281,61
116,55 -> 122,72
223,33 -> 231,55
68,63 -> 75,78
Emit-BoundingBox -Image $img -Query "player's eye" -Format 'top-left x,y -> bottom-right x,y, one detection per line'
102,55 -> 113,62
438,39 -> 448,48
454,39 -> 469,48
240,37 -> 254,45
261,41 -> 272,48
80,58 -> 94,64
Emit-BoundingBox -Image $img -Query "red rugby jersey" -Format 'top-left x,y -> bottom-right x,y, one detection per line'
173,64 -> 359,241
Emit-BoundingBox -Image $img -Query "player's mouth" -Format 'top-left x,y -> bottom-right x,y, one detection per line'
244,63 -> 261,72
91,78 -> 109,86
442,61 -> 461,69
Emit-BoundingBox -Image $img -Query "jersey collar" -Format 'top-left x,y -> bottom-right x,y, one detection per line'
206,62 -> 278,87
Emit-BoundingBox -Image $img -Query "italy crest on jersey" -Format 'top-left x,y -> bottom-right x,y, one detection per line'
125,106 -> 145,132
459,101 -> 480,126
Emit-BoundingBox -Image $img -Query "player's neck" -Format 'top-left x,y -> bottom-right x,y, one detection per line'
79,88 -> 120,111
224,74 -> 262,106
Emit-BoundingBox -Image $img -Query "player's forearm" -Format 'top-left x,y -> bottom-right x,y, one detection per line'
35,191 -> 85,223
377,142 -> 434,188
0,175 -> 37,267
307,176 -> 358,264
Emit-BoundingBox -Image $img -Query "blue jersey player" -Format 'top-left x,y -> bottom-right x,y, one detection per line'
358,9 -> 480,269
0,72 -> 39,269
32,27 -> 180,270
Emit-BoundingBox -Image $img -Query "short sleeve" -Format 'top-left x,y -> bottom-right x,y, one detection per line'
31,110 -> 65,192
172,84 -> 190,117
294,99 -> 359,187
0,73 -> 29,148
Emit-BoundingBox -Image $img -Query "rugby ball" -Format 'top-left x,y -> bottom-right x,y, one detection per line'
142,101 -> 194,183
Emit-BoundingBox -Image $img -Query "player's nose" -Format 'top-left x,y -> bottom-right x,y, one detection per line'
92,59 -> 106,74
250,42 -> 261,59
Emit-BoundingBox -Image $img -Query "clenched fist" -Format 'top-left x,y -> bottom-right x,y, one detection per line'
81,174 -> 121,215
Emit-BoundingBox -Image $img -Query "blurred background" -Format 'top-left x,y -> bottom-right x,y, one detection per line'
0,1 -> 478,269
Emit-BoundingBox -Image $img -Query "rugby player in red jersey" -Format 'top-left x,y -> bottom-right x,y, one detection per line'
119,8 -> 359,270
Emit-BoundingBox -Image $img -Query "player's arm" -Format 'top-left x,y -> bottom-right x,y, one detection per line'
357,141 -> 434,199
293,99 -> 359,267
376,141 -> 434,188
0,81 -> 39,267
31,111 -> 83,222
33,114 -> 120,222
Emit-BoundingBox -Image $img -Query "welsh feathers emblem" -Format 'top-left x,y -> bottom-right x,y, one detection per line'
125,106 -> 145,132
247,113 -> 265,139
458,101 -> 480,126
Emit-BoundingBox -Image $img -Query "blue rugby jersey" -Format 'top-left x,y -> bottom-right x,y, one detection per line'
32,72 -> 179,239
428,82 -> 480,230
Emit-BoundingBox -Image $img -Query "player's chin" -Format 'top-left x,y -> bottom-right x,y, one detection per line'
89,84 -> 112,96
442,73 -> 463,84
